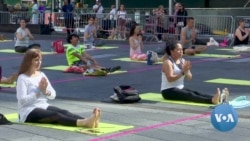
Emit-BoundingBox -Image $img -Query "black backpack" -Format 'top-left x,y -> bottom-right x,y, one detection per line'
110,85 -> 141,103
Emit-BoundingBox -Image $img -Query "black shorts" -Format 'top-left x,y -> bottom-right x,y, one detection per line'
72,60 -> 87,66
183,46 -> 196,52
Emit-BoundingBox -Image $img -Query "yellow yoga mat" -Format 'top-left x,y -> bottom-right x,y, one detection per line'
0,49 -> 53,55
216,48 -> 234,51
0,40 -> 12,42
42,65 -> 127,75
63,44 -> 118,50
0,82 -> 16,88
195,53 -> 240,58
205,78 -> 250,86
140,93 -> 214,107
112,57 -> 162,64
5,113 -> 133,136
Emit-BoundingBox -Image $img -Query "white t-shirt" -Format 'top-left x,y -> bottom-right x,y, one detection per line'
109,8 -> 117,20
93,4 -> 104,18
15,27 -> 29,47
117,10 -> 126,20
16,72 -> 56,122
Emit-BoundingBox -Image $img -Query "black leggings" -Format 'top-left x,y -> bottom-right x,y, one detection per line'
25,106 -> 84,126
161,87 -> 213,104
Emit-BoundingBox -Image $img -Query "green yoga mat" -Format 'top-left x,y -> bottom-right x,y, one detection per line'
112,57 -> 162,64
5,113 -> 133,136
0,49 -> 53,55
63,44 -> 118,50
0,82 -> 16,88
140,93 -> 214,107
205,78 -> 250,86
195,53 -> 240,58
42,65 -> 127,75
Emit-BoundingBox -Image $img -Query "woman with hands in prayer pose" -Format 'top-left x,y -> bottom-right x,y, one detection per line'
161,41 -> 228,104
16,48 -> 101,128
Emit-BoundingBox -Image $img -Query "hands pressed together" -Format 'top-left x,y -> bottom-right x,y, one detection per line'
38,77 -> 48,96
181,60 -> 191,74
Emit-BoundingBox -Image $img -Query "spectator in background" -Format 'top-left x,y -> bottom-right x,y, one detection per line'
234,19 -> 250,46
38,2 -> 45,24
153,5 -> 168,42
31,0 -> 39,24
109,4 -> 117,30
93,0 -> 104,27
174,3 -> 188,39
117,4 -> 127,40
62,0 -> 75,37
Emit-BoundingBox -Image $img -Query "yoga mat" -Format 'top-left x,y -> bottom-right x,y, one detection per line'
205,78 -> 250,86
0,82 -> 16,88
5,113 -> 134,136
63,44 -> 118,50
42,65 -> 127,75
216,48 -> 234,51
0,40 -> 12,42
112,57 -> 162,64
140,93 -> 214,107
0,49 -> 53,55
195,53 -> 240,58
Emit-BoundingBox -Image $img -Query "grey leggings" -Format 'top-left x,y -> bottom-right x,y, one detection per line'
25,106 -> 84,126
161,87 -> 213,104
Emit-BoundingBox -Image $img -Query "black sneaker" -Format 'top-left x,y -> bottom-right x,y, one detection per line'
109,66 -> 121,73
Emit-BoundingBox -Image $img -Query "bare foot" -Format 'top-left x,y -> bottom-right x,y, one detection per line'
221,88 -> 229,103
82,108 -> 99,128
5,73 -> 18,84
212,88 -> 221,104
94,108 -> 101,128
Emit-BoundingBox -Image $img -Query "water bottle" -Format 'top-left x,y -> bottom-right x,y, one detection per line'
147,51 -> 153,65
50,42 -> 55,53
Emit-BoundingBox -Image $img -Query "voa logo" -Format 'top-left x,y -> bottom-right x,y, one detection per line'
211,104 -> 238,132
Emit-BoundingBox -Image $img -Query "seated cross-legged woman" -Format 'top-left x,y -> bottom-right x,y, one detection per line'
129,23 -> 164,63
234,19 -> 250,46
16,48 -> 101,127
161,41 -> 228,104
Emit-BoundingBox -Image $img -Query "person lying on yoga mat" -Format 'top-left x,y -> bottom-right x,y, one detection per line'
14,19 -> 35,53
129,23 -> 165,63
234,18 -> 250,46
161,41 -> 229,104
180,17 -> 206,55
66,34 -> 121,74
0,66 -> 17,84
16,49 -> 101,128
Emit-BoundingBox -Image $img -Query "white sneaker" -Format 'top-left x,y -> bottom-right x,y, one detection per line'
207,37 -> 219,46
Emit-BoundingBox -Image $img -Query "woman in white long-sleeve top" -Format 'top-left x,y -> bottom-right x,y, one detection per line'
16,48 -> 101,128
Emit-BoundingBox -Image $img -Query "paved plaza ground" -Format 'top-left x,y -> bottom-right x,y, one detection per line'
0,32 -> 250,141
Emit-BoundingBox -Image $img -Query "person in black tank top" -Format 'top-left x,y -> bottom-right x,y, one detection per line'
234,19 -> 250,46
